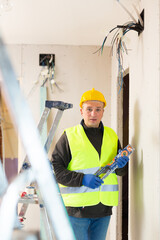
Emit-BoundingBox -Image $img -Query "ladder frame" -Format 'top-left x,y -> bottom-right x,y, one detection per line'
19,100 -> 72,239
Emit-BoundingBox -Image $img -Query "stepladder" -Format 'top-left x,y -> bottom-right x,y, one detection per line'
18,100 -> 73,237
0,99 -> 74,240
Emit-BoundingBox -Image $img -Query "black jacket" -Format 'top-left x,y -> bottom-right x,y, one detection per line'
51,120 -> 127,218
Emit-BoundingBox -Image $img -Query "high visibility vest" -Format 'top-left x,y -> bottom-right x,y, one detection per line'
60,124 -> 119,207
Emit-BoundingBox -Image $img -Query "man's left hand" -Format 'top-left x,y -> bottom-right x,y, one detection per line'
116,156 -> 129,168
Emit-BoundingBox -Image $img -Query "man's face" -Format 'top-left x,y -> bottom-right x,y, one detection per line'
80,100 -> 104,128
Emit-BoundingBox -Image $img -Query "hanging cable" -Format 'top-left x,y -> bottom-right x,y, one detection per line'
94,4 -> 144,93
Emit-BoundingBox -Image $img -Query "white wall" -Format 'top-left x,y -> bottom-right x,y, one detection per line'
129,1 -> 160,239
110,1 -> 160,240
6,44 -> 112,231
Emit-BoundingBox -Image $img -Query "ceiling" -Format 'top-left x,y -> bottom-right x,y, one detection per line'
0,0 -> 140,46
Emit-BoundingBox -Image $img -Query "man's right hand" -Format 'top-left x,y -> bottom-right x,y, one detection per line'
82,174 -> 104,189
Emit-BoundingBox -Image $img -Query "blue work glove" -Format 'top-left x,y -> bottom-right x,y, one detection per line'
116,156 -> 129,168
82,174 -> 104,189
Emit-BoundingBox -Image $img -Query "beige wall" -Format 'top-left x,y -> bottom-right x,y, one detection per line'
7,44 -> 112,158
129,1 -> 160,239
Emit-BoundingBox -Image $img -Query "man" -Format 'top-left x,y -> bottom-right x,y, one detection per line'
51,88 -> 129,240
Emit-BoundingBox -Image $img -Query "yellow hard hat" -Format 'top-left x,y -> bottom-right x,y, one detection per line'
80,88 -> 107,108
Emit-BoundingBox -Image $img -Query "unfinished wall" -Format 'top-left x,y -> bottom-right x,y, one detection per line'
110,1 -> 160,240
129,1 -> 160,239
5,44 -> 112,231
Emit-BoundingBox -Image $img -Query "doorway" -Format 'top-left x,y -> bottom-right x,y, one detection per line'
122,73 -> 129,240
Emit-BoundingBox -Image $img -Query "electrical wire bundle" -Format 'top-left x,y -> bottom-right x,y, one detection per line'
40,55 -> 63,93
95,1 -> 144,93
27,55 -> 63,98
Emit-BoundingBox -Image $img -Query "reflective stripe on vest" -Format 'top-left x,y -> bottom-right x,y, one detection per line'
72,167 -> 99,174
61,124 -> 119,207
60,184 -> 119,194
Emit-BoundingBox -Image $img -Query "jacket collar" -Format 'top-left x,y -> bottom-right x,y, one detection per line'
80,119 -> 104,133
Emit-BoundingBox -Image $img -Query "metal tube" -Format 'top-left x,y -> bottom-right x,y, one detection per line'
0,37 -> 75,239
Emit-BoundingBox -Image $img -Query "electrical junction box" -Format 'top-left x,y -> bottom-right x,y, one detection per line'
138,9 -> 144,36
39,54 -> 55,67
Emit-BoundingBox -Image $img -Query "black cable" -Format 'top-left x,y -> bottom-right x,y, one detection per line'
94,18 -> 144,92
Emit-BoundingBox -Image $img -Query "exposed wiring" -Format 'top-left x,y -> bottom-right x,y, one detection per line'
132,4 -> 144,27
40,64 -> 63,93
93,26 -> 118,55
97,21 -> 143,92
39,54 -> 62,91
49,55 -> 54,64
94,2 -> 144,93
117,0 -> 144,28
27,58 -> 63,98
